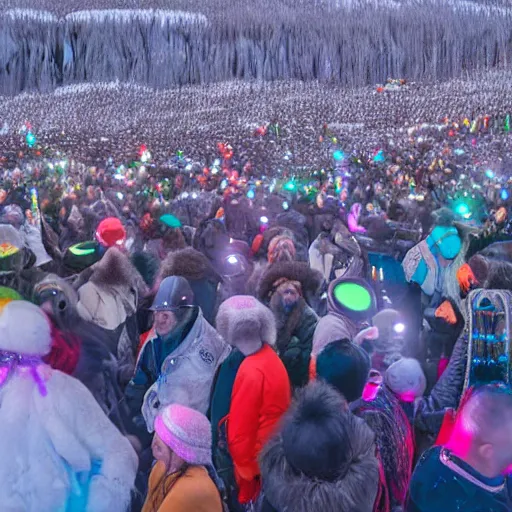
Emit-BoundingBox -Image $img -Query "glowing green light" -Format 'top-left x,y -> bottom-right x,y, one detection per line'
69,243 -> 96,256
333,282 -> 372,312
284,181 -> 296,192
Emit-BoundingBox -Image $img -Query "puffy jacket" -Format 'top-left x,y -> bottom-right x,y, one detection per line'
227,344 -> 291,504
126,308 -> 230,439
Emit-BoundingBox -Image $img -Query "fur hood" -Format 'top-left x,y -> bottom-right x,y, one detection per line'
160,247 -> 220,282
216,295 -> 276,355
89,248 -> 148,296
257,261 -> 323,305
260,383 -> 378,512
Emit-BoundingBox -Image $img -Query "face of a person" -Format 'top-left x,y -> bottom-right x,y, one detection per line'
152,432 -> 172,467
154,310 -> 178,337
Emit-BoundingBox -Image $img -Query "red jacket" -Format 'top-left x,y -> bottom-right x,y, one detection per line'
228,344 -> 291,504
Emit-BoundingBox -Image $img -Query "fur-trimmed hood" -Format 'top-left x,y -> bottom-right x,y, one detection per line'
216,295 -> 276,355
257,261 -> 323,305
260,383 -> 379,512
89,247 -> 148,296
160,247 -> 220,283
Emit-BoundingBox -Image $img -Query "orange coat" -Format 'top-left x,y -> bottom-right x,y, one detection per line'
142,462 -> 223,512
227,344 -> 292,504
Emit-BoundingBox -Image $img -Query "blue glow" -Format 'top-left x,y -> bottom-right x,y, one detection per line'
26,132 -> 36,148
501,189 -> 509,201
247,189 -> 255,199
333,150 -> 345,161
373,150 -> 385,163
485,169 -> 495,179
455,203 -> 470,216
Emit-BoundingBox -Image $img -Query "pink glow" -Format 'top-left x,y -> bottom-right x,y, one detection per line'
444,415 -> 474,459
362,381 -> 379,402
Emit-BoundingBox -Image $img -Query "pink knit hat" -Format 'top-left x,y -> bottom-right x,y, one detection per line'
154,404 -> 212,466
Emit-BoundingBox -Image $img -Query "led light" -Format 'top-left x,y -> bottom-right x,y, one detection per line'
191,192 -> 198,199
116,192 -> 124,200
282,201 -> 289,210
260,216 -> 269,224
181,192 -> 189,199
485,169 -> 495,179
227,255 -> 238,264
501,189 -> 509,201
333,150 -> 345,161
394,323 -> 405,334
247,189 -> 255,199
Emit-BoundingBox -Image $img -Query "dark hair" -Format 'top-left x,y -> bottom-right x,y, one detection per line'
149,462 -> 192,512
316,339 -> 371,402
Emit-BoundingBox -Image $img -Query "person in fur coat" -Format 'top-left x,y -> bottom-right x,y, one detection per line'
159,247 -> 221,326
34,274 -> 132,434
210,296 -> 291,509
259,380 -> 379,512
76,247 -> 149,387
0,300 -> 138,511
257,261 -> 319,389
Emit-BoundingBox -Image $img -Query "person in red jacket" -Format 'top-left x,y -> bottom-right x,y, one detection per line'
211,295 -> 291,510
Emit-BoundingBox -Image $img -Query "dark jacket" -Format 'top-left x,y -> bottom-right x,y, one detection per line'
407,447 -> 512,512
276,303 -> 318,389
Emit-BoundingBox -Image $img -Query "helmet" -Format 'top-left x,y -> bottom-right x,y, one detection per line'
151,276 -> 194,311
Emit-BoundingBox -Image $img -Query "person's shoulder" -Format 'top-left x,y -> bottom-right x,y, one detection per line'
170,466 -> 222,505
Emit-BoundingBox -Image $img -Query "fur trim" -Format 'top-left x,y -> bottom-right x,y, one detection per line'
216,295 -> 276,354
160,247 -> 219,282
257,261 -> 323,303
260,382 -> 379,512
90,247 -> 148,296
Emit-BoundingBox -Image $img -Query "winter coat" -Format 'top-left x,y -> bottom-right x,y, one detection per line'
351,386 -> 414,512
407,447 -> 512,512
260,418 -> 378,512
225,344 -> 291,504
414,323 -> 469,453
126,307 -> 230,440
0,369 -> 137,512
76,248 -> 146,386
276,303 -> 318,389
142,462 -> 223,512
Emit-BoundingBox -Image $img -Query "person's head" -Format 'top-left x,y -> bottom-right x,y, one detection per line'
216,295 -> 276,355
95,217 -> 126,249
260,381 -> 379,512
150,276 -> 195,337
153,404 -> 212,474
316,339 -> 371,402
447,385 -> 512,478
269,278 -> 303,315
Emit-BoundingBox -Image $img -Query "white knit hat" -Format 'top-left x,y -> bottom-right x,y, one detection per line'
384,357 -> 426,402
0,301 -> 52,356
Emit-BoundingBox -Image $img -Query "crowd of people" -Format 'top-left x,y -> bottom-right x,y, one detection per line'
1,92 -> 512,510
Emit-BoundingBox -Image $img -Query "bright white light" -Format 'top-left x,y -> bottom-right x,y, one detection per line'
191,192 -> 198,199
227,255 -> 238,264
394,323 -> 405,334
282,201 -> 289,210
260,216 -> 269,224
181,192 -> 189,199
116,192 -> 124,200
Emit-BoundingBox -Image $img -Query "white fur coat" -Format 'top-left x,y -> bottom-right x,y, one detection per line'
0,368 -> 137,512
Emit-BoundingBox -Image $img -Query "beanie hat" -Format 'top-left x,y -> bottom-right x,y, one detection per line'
0,301 -> 52,356
216,295 -> 276,355
384,357 -> 426,403
316,339 -> 371,402
154,404 -> 212,466
95,217 -> 126,248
